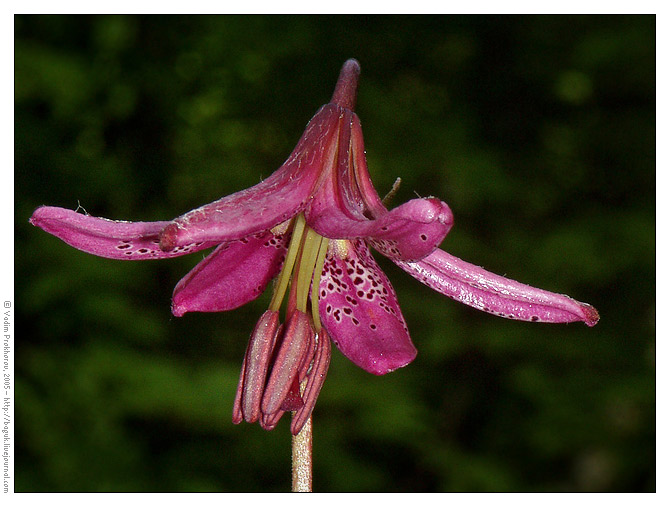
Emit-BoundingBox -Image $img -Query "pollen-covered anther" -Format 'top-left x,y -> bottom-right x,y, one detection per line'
240,310 -> 281,423
259,408 -> 284,431
297,329 -> 316,381
291,329 -> 332,435
261,310 -> 314,417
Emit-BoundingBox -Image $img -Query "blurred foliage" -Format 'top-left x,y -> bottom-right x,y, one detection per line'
15,15 -> 654,492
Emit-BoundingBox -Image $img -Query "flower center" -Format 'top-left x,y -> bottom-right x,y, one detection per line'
233,213 -> 332,435
269,213 -> 329,330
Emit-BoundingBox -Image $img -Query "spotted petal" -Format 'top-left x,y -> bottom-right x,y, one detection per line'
159,105 -> 343,251
396,248 -> 600,326
319,239 -> 417,375
171,231 -> 289,317
29,206 -> 216,260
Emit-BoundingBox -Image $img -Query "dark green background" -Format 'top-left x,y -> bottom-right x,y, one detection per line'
15,15 -> 655,492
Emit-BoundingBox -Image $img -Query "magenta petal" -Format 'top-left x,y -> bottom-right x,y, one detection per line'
308,184 -> 454,262
319,240 -> 417,375
304,109 -> 453,261
171,231 -> 288,317
330,58 -> 360,110
29,206 -> 216,260
159,105 -> 342,250
308,194 -> 453,261
396,248 -> 600,326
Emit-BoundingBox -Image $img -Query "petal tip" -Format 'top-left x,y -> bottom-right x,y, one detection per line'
171,300 -> 187,317
29,205 -> 51,227
581,303 -> 600,327
365,347 -> 418,376
331,59 -> 361,110
426,198 -> 454,231
342,58 -> 361,76
413,198 -> 454,227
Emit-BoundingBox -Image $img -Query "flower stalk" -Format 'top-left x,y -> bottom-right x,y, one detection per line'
292,413 -> 313,492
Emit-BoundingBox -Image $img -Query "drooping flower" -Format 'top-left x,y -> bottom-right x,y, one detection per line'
30,59 -> 599,435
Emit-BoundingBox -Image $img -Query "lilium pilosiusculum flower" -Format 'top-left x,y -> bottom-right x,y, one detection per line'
30,58 -> 598,435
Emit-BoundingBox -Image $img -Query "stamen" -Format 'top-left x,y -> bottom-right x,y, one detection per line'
232,350 -> 247,425
260,409 -> 284,431
236,214 -> 332,433
330,239 -> 349,260
290,329 -> 332,435
261,310 -> 313,416
310,236 -> 329,331
295,227 -> 323,314
382,177 -> 402,206
241,311 -> 280,423
269,215 -> 306,312
297,330 -> 316,382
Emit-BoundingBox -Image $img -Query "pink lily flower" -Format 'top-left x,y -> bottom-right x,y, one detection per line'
29,59 -> 599,436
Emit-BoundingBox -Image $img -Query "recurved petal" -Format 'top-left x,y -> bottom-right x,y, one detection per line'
29,206 -> 216,260
308,195 -> 453,262
171,230 -> 289,317
396,248 -> 599,326
159,104 -> 343,251
319,239 -> 417,375
303,109 -> 453,261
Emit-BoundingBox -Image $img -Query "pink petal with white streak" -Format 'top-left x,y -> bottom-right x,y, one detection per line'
396,248 -> 599,326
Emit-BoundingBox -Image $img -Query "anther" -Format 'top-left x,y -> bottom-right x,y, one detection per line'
291,329 -> 332,435
260,409 -> 284,431
240,310 -> 280,423
261,310 -> 313,416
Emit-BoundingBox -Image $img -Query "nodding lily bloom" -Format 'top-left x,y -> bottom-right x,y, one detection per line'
30,59 -> 599,435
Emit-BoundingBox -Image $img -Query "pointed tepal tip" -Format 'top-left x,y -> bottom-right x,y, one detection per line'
330,58 -> 361,111
29,205 -> 49,227
581,303 -> 600,327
